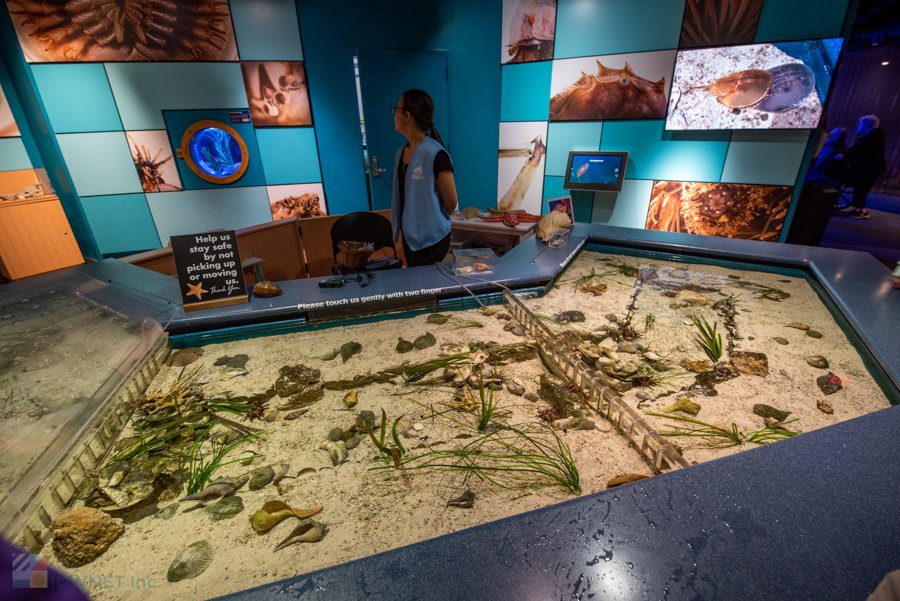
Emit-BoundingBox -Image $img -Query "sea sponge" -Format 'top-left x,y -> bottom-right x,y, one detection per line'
536,211 -> 572,242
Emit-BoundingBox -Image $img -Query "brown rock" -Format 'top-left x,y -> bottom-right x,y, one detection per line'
50,507 -> 123,567
729,351 -> 769,377
538,373 -> 581,417
817,373 -> 843,395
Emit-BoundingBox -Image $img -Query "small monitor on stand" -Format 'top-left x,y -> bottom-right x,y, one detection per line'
563,151 -> 628,193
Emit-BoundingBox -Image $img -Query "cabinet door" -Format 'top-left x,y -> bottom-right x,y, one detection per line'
0,197 -> 84,280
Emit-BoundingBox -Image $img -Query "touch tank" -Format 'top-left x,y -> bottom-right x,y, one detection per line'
0,270 -> 176,550
29,244 -> 894,601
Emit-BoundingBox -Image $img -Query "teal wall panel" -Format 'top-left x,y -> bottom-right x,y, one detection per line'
31,64 -> 122,134
590,179 -> 653,230
720,130 -> 811,186
500,62 -> 552,122
105,63 -> 249,131
0,137 -> 32,171
542,175 -> 592,222
145,187 -> 273,246
80,193 -> 160,254
555,0 -> 686,58
56,132 -> 142,197
545,122 -> 603,177
756,0 -> 850,42
256,127 -> 321,185
600,121 -> 730,183
231,0 -> 304,60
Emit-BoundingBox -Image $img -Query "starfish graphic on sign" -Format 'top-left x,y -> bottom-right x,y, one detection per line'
187,282 -> 208,300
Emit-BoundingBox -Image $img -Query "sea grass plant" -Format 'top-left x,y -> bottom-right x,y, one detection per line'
690,315 -> 723,362
645,412 -> 800,447
372,398 -> 580,495
645,313 -> 656,331
178,422 -> 264,496
380,351 -> 472,384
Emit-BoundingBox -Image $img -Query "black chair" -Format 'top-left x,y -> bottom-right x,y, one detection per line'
330,212 -> 402,274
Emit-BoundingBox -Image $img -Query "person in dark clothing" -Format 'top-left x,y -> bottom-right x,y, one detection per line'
835,115 -> 887,219
813,127 -> 848,182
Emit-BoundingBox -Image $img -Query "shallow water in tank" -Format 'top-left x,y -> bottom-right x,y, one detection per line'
46,247 -> 891,600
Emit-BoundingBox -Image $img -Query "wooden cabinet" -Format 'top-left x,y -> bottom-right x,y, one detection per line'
0,195 -> 84,281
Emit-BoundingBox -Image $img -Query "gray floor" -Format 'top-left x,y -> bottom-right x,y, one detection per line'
821,191 -> 900,270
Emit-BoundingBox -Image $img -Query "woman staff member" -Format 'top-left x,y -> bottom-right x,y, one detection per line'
391,89 -> 458,268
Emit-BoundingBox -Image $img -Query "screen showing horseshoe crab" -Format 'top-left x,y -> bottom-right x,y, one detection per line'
45,248 -> 895,599
664,38 -> 843,130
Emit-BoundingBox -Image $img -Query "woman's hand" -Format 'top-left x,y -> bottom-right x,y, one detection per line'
436,171 -> 458,214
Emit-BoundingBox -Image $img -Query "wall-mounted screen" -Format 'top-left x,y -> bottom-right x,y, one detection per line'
563,151 -> 628,192
665,38 -> 844,130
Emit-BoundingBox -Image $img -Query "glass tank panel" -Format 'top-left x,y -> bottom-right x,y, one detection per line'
0,271 -> 176,537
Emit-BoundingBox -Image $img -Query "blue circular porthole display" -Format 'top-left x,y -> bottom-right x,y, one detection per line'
188,127 -> 243,179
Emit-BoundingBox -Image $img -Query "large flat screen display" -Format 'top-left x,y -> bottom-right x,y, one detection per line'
563,151 -> 628,192
664,38 -> 843,130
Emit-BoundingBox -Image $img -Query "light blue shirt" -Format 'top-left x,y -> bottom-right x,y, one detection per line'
391,136 -> 452,251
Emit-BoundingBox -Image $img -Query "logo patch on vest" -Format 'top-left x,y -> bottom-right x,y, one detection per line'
412,166 -> 424,180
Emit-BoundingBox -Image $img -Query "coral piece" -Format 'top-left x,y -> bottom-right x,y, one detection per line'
536,211 -> 572,242
50,507 -> 123,567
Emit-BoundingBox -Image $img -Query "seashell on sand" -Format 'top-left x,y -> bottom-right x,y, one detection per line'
308,348 -> 339,361
248,466 -> 276,491
319,440 -> 348,466
180,482 -> 236,506
250,501 -> 323,533
204,496 -> 244,522
343,390 -> 358,409
274,518 -> 326,551
167,541 -> 214,582
239,444 -> 262,466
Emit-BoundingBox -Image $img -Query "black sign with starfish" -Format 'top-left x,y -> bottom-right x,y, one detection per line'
171,230 -> 247,311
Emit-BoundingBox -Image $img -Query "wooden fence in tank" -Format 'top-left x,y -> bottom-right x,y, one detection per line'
501,289 -> 691,473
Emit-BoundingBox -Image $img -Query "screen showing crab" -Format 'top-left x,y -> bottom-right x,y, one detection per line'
240,61 -> 312,127
645,181 -> 791,241
664,38 -> 843,130
500,0 -> 557,64
549,50 -> 676,121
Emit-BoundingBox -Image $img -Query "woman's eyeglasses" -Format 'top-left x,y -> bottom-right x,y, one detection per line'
391,106 -> 405,116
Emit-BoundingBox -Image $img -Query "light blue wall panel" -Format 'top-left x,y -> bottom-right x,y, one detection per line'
106,63 -> 249,131
756,0 -> 850,42
31,64 -> 122,134
145,187 -> 273,246
720,130 -> 811,186
231,0 -> 304,60
545,122 -> 603,177
80,193 -> 160,254
600,121 -> 730,183
256,127 -> 321,185
542,175 -> 592,222
590,179 -> 653,230
555,0 -> 686,58
500,62 -> 552,122
0,137 -> 32,171
56,132 -> 142,197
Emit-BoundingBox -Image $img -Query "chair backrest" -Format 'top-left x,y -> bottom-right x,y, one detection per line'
330,211 -> 396,261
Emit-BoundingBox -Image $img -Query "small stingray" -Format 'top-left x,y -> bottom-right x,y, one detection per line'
756,63 -> 815,113
167,347 -> 204,367
340,342 -> 362,363
204,496 -> 244,522
167,541 -> 214,582
426,313 -> 450,324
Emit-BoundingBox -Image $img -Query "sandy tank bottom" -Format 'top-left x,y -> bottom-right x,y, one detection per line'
47,250 -> 891,600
